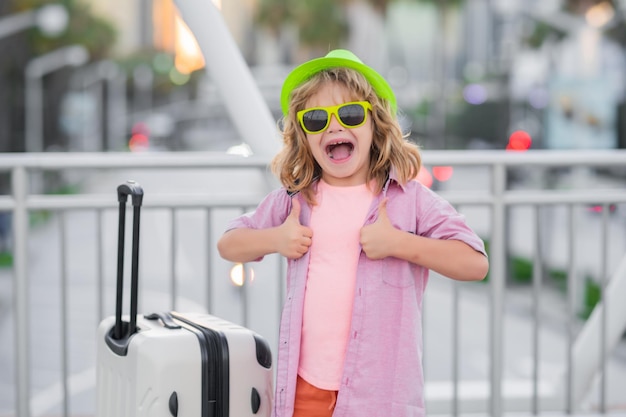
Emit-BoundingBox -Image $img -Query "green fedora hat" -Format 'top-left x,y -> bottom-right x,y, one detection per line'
280,49 -> 397,115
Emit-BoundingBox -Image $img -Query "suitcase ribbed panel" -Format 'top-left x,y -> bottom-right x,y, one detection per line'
172,312 -> 274,417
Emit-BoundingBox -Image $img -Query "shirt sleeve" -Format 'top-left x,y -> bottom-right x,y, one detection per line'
224,187 -> 292,233
416,186 -> 487,256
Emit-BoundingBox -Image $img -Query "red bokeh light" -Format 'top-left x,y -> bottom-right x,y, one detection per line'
132,122 -> 149,136
506,130 -> 532,151
432,166 -> 454,182
129,122 -> 150,152
129,133 -> 149,152
416,166 -> 433,188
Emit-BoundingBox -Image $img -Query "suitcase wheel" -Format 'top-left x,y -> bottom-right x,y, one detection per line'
169,391 -> 178,416
251,387 -> 261,414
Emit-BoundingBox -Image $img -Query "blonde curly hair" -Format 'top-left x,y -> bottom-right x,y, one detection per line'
271,67 -> 422,205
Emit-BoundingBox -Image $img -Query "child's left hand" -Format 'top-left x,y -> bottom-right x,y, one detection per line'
360,198 -> 399,259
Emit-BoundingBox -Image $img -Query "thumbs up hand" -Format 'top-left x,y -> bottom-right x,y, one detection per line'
277,198 -> 313,259
360,198 -> 398,260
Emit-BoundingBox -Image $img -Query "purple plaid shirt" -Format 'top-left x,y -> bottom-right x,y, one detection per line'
225,172 -> 486,417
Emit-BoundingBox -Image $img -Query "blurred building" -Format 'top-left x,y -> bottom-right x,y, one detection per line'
95,0 -> 624,151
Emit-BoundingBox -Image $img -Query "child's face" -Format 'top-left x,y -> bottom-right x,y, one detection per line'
301,82 -> 373,187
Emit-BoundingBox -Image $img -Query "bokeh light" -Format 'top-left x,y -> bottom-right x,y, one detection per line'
463,84 -> 488,105
506,130 -> 532,151
416,166 -> 433,188
432,166 -> 454,182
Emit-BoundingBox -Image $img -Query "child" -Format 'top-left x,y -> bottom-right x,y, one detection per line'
217,49 -> 488,417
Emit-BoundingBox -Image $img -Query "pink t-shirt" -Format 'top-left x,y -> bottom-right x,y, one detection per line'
298,179 -> 373,390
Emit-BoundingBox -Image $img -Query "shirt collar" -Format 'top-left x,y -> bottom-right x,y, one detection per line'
387,166 -> 406,192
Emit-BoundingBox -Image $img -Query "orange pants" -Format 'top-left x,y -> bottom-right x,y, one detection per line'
293,375 -> 338,417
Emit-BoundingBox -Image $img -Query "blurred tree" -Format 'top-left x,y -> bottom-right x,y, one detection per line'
13,0 -> 117,59
254,0 -> 463,59
0,0 -> 117,153
255,0 -> 291,36
255,0 -> 346,54
292,0 -> 347,50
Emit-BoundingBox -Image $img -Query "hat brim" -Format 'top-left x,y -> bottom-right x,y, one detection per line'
280,56 -> 397,115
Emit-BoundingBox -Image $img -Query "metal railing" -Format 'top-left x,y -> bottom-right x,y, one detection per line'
1,150 -> 626,417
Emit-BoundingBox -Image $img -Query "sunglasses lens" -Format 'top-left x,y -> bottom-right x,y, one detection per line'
338,104 -> 366,126
302,109 -> 329,133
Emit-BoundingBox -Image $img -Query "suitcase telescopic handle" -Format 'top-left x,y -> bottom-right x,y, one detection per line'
114,180 -> 144,341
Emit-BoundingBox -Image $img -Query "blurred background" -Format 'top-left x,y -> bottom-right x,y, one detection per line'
2,0 -> 626,416
2,0 -> 626,156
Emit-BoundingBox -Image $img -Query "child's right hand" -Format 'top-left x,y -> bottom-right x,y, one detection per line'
277,199 -> 313,259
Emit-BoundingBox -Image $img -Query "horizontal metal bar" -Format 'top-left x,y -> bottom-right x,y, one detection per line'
0,151 -> 270,169
421,150 -> 626,166
436,192 -> 495,205
0,196 -> 12,210
4,189 -> 625,211
24,194 -> 263,210
502,190 -> 626,205
431,190 -> 626,205
0,149 -> 626,170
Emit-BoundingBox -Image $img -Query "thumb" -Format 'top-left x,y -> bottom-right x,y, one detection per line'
376,198 -> 389,222
289,198 -> 302,223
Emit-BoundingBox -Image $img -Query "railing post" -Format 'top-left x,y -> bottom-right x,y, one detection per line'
12,165 -> 30,417
532,205 -> 543,414
566,204 -> 577,414
599,204 -> 610,412
170,208 -> 177,310
490,163 -> 506,417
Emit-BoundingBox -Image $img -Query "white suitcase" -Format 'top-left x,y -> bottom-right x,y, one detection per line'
96,181 -> 273,417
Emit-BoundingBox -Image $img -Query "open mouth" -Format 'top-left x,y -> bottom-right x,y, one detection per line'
326,141 -> 354,160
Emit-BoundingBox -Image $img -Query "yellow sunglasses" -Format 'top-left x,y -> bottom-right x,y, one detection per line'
297,101 -> 372,134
